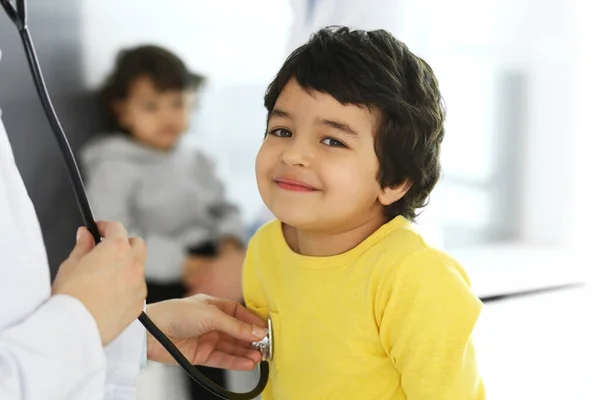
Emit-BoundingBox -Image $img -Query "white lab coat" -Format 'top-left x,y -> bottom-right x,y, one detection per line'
0,111 -> 146,399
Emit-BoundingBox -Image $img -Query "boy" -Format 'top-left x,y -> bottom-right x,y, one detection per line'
244,27 -> 485,399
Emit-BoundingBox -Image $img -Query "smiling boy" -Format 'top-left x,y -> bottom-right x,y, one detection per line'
243,26 -> 485,400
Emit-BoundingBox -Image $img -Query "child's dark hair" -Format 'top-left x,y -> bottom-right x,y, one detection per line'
264,26 -> 445,221
99,45 -> 204,133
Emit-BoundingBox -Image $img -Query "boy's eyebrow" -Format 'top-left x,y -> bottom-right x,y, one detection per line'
316,118 -> 359,136
269,108 -> 291,119
270,108 -> 360,136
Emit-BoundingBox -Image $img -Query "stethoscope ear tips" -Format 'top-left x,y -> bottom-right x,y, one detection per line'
252,315 -> 273,362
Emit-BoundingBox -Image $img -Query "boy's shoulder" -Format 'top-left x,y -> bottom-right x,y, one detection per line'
186,146 -> 216,170
247,218 -> 279,247
80,134 -> 152,167
370,218 -> 472,287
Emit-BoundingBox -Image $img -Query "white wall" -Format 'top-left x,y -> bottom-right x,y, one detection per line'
569,0 -> 600,289
414,0 -> 590,248
570,0 -> 600,246
519,0 -> 578,245
81,1 -> 292,87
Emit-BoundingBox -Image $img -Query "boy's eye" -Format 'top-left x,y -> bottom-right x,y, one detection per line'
269,128 -> 292,138
142,102 -> 158,112
172,97 -> 186,109
321,137 -> 346,148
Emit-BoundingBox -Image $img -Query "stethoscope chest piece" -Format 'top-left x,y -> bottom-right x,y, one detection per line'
252,315 -> 273,362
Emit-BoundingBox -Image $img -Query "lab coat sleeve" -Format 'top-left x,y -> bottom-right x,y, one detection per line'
376,248 -> 486,399
0,113 -> 144,399
0,295 -> 107,399
83,159 -> 187,281
103,312 -> 146,400
0,292 -> 146,400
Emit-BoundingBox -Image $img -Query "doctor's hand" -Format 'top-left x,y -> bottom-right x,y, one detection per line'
145,294 -> 267,370
52,221 -> 147,346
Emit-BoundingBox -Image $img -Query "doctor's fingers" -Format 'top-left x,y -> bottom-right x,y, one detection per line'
128,236 -> 147,264
200,348 -> 260,371
67,227 -> 95,261
204,297 -> 266,329
96,220 -> 129,240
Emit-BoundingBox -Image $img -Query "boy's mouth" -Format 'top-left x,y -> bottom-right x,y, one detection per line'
273,177 -> 318,192
161,129 -> 180,137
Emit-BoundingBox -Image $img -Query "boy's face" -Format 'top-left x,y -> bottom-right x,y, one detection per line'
115,75 -> 195,150
256,79 -> 402,233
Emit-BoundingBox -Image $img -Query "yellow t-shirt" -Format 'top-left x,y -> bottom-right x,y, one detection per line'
243,216 -> 485,400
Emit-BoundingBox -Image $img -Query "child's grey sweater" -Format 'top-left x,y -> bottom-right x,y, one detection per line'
80,135 -> 244,283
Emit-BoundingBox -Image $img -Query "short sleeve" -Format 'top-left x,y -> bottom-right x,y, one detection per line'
376,248 -> 485,399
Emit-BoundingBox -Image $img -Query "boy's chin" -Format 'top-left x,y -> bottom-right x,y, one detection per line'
276,212 -> 338,233
273,208 -> 322,230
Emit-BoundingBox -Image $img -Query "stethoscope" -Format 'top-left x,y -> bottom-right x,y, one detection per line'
0,1 -> 272,398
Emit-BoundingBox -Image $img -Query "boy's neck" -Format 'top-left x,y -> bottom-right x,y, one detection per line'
282,215 -> 387,257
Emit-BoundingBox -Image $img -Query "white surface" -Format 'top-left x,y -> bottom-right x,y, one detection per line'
451,243 -> 588,298
475,286 -> 598,400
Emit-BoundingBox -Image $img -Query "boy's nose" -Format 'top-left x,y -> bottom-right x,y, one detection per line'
281,137 -> 314,167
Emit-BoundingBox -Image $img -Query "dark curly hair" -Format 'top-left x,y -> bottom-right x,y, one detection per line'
264,26 -> 446,221
98,45 -> 204,133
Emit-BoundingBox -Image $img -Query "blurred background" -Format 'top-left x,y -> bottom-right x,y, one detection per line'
0,0 -> 598,399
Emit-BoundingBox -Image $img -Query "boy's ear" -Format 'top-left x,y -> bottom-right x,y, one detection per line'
378,180 -> 412,206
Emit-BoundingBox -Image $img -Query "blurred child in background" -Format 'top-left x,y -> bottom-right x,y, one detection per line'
80,44 -> 244,400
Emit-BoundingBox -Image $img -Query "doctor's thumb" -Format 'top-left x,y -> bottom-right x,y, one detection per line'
69,227 -> 95,260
